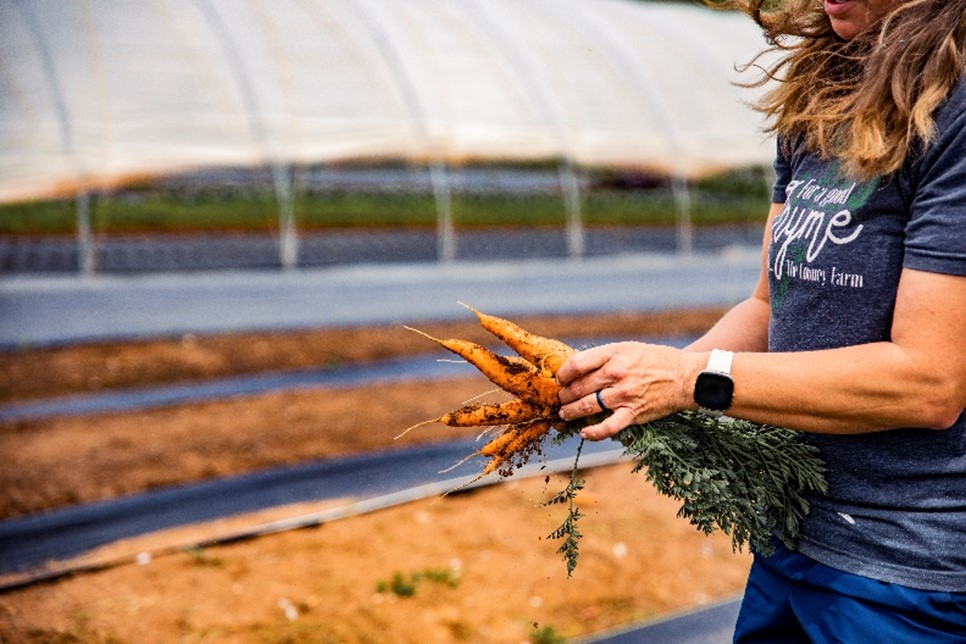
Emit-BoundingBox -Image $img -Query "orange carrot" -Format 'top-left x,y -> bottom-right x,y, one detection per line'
478,424 -> 525,458
438,398 -> 548,427
459,303 -> 575,376
480,419 -> 553,476
404,326 -> 560,407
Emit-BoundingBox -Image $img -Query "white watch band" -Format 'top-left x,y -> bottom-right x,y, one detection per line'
706,349 -> 734,375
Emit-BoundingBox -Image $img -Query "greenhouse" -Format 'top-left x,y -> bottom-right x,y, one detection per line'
0,0 -> 777,270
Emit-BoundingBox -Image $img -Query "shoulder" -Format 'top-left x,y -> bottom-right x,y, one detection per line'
774,131 -> 809,175
906,75 -> 966,177
931,75 -> 966,138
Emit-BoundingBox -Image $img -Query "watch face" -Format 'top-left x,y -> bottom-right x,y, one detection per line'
695,372 -> 734,410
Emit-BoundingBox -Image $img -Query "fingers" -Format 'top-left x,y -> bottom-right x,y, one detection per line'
594,389 -> 609,413
558,385 -> 638,441
556,340 -> 695,442
559,388 -> 613,419
580,407 -> 636,441
557,343 -> 631,415
555,344 -> 621,386
556,343 -> 629,407
555,341 -> 693,441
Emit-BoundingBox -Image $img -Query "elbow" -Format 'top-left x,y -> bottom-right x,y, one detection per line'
921,409 -> 962,431
912,380 -> 965,431
923,407 -> 964,431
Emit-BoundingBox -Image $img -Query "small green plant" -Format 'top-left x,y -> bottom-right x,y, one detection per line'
182,546 -> 224,568
530,624 -> 566,644
375,567 -> 460,598
421,567 -> 461,588
390,571 -> 417,598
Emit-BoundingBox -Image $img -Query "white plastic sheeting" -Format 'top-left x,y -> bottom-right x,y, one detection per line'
0,0 -> 775,204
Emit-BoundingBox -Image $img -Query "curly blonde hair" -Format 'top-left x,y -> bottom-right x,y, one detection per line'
713,0 -> 966,179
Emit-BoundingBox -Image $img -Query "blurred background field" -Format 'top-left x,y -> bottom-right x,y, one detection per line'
1,164 -> 770,236
0,0 -> 774,640
0,164 -> 770,274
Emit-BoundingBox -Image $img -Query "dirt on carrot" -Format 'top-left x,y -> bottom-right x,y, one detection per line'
437,399 -> 549,429
404,326 -> 561,408
461,302 -> 576,376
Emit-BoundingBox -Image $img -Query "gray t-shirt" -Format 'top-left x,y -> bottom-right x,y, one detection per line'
770,77 -> 966,592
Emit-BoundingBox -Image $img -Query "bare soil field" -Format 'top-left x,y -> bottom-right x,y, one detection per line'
0,307 -> 754,643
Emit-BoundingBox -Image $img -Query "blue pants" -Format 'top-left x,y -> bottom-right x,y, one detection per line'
734,545 -> 966,643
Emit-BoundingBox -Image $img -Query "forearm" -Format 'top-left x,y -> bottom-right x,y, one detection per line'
709,269 -> 966,434
559,256 -> 966,442
691,342 -> 964,434
688,204 -> 775,355
686,295 -> 770,354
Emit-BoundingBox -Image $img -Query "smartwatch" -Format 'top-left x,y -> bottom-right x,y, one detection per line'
694,349 -> 735,416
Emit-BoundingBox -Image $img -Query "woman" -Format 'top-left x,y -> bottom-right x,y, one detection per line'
556,0 -> 966,639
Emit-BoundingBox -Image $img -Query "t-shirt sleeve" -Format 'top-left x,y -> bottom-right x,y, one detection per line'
904,82 -> 966,277
772,137 -> 791,203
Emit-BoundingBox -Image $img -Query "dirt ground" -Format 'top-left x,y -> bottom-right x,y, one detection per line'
0,307 -> 727,519
0,307 -> 754,643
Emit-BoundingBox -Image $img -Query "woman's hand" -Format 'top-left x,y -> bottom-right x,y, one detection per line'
556,342 -> 704,441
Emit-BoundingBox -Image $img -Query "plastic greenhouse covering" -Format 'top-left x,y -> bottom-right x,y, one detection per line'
0,0 -> 777,204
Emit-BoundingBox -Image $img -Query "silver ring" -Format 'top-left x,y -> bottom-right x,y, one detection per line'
595,389 -> 609,412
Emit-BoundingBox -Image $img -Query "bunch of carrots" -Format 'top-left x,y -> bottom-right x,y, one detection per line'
402,305 -> 828,576
400,303 -> 576,482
